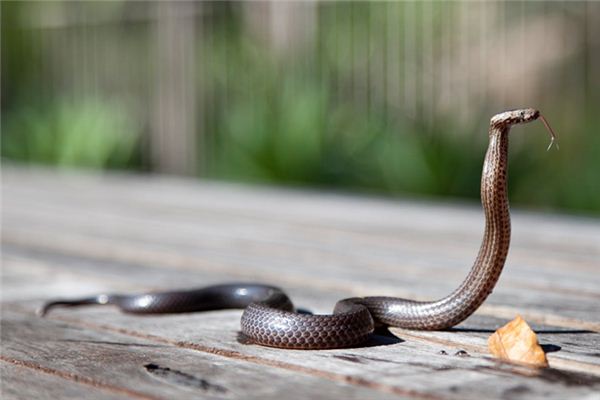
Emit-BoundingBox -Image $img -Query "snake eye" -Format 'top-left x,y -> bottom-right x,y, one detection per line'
519,111 -> 525,118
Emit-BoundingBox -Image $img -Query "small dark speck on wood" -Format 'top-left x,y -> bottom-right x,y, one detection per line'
333,354 -> 364,364
454,350 -> 470,357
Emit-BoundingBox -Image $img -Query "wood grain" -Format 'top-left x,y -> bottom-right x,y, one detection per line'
2,167 -> 599,399
0,362 -> 125,400
2,310 -> 405,400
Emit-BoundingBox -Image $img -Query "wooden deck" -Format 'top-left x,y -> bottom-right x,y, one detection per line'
2,166 -> 599,399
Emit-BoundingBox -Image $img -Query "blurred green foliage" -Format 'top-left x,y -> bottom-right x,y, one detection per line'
210,73 -> 483,199
210,71 -> 600,213
2,99 -> 141,169
202,3 -> 599,214
1,1 -> 140,170
1,1 -> 599,214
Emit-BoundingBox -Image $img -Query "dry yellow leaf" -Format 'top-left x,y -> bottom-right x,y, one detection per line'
488,315 -> 548,367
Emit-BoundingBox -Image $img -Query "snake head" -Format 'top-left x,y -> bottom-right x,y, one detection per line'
490,108 -> 540,128
490,108 -> 558,150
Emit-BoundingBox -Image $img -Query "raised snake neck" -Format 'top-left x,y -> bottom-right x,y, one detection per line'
40,108 -> 555,349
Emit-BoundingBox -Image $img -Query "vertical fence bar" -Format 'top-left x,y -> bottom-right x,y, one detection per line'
152,1 -> 198,175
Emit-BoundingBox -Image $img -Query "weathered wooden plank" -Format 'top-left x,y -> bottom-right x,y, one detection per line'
4,169 -> 598,288
3,199 -> 598,281
1,310 -> 407,400
2,250 -> 600,400
3,167 -> 598,260
3,173 -> 600,268
10,305 -> 597,400
4,218 -> 598,328
2,226 -> 599,366
3,247 -> 599,371
0,362 -> 126,400
3,167 -> 600,399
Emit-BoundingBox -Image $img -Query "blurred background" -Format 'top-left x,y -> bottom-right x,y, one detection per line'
2,1 -> 599,214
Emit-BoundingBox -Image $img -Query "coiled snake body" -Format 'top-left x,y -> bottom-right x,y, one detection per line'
40,109 -> 556,349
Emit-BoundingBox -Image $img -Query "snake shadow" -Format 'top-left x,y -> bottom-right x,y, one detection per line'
365,327 -> 405,347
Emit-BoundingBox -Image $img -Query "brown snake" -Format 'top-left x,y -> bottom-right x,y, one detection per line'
40,108 -> 557,349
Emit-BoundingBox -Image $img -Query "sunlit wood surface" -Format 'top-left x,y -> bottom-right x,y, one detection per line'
2,166 -> 599,399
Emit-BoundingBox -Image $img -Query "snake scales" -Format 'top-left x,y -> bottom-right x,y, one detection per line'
40,108 -> 556,349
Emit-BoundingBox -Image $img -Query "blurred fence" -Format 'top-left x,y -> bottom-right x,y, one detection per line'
2,1 -> 600,213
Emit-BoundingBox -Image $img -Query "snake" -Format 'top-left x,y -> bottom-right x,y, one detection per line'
39,108 -> 557,350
